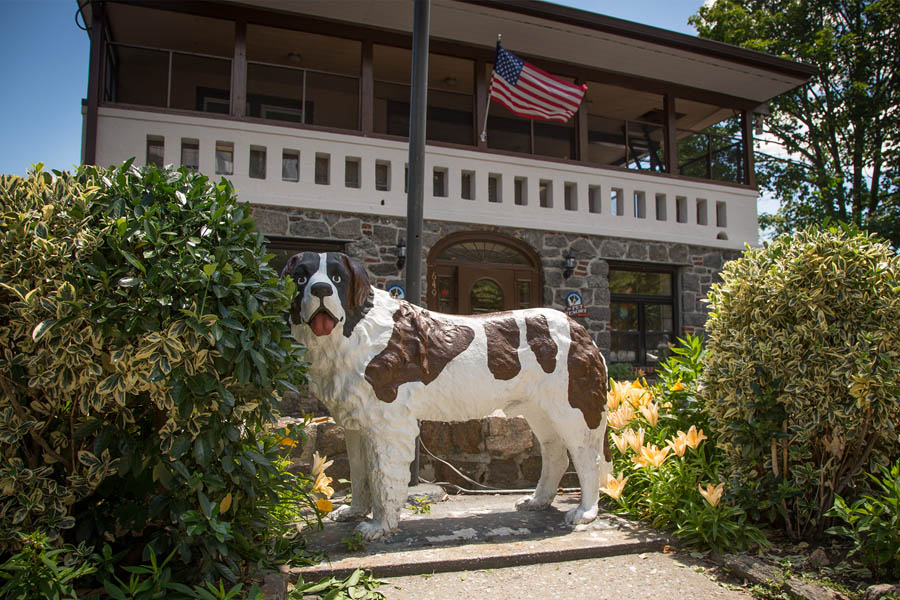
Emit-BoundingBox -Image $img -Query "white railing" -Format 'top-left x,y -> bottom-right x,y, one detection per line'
93,106 -> 758,249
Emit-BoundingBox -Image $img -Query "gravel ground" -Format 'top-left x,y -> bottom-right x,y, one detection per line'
379,551 -> 753,599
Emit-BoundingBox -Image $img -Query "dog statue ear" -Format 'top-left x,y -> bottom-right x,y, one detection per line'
341,254 -> 371,310
281,252 -> 304,279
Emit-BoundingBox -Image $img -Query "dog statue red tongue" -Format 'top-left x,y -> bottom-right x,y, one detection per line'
310,312 -> 336,336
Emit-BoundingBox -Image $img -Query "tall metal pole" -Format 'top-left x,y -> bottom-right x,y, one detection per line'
406,0 -> 430,486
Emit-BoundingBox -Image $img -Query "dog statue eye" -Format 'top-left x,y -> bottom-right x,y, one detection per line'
331,275 -> 342,284
297,276 -> 308,285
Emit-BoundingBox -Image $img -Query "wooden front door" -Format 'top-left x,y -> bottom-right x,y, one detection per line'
458,266 -> 518,314
427,232 -> 542,316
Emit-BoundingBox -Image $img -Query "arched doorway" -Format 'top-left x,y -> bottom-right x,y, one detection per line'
427,232 -> 542,314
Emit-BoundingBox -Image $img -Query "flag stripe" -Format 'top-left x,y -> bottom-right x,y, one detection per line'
519,68 -> 584,107
515,73 -> 581,112
492,80 -> 570,121
493,89 -> 568,122
494,77 -> 573,118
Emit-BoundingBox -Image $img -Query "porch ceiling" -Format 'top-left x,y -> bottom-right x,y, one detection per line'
227,0 -> 813,105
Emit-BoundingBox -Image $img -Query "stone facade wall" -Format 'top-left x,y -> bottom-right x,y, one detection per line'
253,204 -> 742,356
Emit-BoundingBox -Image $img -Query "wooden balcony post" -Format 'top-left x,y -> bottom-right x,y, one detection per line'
664,93 -> 678,175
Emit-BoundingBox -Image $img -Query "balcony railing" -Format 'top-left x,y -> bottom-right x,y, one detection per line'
95,106 -> 757,249
101,40 -> 750,188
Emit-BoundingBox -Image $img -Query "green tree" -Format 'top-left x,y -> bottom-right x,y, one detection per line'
690,0 -> 900,244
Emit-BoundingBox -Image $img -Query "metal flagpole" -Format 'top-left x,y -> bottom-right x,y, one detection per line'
479,34 -> 501,143
406,0 -> 430,486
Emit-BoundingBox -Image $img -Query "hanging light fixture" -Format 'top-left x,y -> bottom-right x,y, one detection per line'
396,241 -> 407,270
563,252 -> 576,279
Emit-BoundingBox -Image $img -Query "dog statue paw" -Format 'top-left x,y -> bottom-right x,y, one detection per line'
354,519 -> 396,541
329,504 -> 369,522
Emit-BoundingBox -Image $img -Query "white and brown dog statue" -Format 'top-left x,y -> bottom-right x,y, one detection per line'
283,251 -> 611,540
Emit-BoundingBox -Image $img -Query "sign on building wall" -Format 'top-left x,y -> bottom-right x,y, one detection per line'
565,292 -> 587,317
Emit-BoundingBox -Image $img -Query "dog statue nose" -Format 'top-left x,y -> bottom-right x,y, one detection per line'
310,282 -> 333,299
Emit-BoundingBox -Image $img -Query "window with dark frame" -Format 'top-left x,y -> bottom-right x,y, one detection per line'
264,236 -> 347,277
181,139 -> 199,170
215,142 -> 233,175
249,146 -> 266,179
146,136 -> 164,167
282,150 -> 299,181
608,266 -> 676,368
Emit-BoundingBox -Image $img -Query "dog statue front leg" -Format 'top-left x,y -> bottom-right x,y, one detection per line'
353,421 -> 417,541
330,429 -> 372,522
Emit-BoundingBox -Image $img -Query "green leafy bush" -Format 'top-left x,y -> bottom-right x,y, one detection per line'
0,162 -> 309,581
827,461 -> 900,578
602,335 -> 768,553
702,225 -> 900,539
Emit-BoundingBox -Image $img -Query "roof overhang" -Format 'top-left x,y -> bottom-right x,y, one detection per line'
81,0 -> 815,108
225,0 -> 814,106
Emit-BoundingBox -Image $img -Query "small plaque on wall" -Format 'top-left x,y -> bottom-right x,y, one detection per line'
387,285 -> 405,299
565,292 -> 588,317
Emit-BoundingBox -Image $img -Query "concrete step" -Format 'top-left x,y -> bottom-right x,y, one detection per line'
293,490 -> 671,581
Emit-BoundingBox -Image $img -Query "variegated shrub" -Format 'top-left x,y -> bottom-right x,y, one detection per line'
703,225 -> 900,539
0,162 -> 306,576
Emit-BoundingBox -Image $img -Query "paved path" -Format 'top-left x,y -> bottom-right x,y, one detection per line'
380,552 -> 752,599
296,490 -> 753,598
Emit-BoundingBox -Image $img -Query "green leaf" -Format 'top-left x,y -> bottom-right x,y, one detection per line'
198,491 -> 212,519
118,277 -> 142,288
32,319 -> 58,341
120,249 -> 146,274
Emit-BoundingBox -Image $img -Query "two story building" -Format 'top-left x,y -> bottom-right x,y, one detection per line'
80,0 -> 814,371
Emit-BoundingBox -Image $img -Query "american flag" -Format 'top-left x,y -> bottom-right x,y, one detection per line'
490,43 -> 587,123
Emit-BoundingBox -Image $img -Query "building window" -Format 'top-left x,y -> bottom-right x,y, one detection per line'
716,201 -> 728,227
249,146 -> 266,179
655,193 -> 667,221
247,26 -> 360,131
515,177 -> 527,206
146,136 -> 164,167
374,45 -> 474,145
539,179 -> 553,208
609,266 -> 675,367
433,167 -> 448,197
315,153 -> 330,185
676,196 -> 688,223
488,173 -> 501,203
696,198 -> 708,225
215,142 -> 233,175
634,191 -> 646,218
345,157 -> 361,188
611,187 -> 624,216
461,171 -> 475,200
376,161 -> 391,191
181,139 -> 199,170
589,185 -> 601,214
282,150 -> 299,182
564,182 -> 577,211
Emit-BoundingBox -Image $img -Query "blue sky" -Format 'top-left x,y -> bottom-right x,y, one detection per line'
0,0 -> 704,177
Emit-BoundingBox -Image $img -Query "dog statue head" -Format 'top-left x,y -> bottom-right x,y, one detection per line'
281,251 -> 371,338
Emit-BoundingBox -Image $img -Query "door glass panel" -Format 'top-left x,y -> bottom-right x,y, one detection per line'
610,301 -> 638,363
518,281 -> 531,309
438,276 -> 455,314
609,270 -> 672,295
439,241 -> 531,265
645,304 -> 674,364
470,279 -> 504,314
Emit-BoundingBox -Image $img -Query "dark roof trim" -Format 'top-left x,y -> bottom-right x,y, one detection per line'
459,0 -> 817,80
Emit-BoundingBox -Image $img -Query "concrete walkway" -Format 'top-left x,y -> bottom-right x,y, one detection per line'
295,490 -> 753,598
